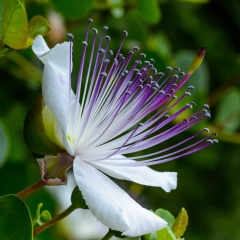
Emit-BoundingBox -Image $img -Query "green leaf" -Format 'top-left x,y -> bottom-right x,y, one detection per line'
28,16 -> 51,38
155,209 -> 175,227
157,226 -> 176,240
171,208 -> 188,239
51,0 -> 94,20
1,0 -> 28,49
137,0 -> 161,24
214,87 -> 240,132
0,195 -> 32,240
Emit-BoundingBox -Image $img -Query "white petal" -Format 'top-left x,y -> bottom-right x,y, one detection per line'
42,41 -> 72,134
32,35 -> 50,64
73,157 -> 167,237
91,155 -> 177,192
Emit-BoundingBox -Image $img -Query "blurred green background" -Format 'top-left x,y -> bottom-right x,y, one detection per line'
1,0 -> 240,239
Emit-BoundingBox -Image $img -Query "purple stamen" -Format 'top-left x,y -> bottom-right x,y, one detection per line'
66,20 -> 216,165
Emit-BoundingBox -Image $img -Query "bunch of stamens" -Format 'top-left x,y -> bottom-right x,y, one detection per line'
65,19 -> 217,167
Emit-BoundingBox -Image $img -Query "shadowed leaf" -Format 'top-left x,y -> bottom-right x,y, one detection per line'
0,195 -> 32,240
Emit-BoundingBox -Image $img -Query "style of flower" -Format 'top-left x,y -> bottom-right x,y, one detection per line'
25,19 -> 217,237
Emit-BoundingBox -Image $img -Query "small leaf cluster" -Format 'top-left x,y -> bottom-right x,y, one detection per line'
0,0 -> 50,57
140,208 -> 188,240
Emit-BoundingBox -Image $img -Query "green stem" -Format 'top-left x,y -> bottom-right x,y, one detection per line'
101,229 -> 114,240
33,204 -> 76,236
16,180 -> 45,199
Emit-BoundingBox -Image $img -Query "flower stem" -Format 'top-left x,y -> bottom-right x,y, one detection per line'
33,204 -> 76,236
101,229 -> 114,240
16,180 -> 45,199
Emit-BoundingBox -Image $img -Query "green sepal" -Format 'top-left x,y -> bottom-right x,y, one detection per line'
71,186 -> 89,209
110,229 -> 126,238
23,94 -> 63,155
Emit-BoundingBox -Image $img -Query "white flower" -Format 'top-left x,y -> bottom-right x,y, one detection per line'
29,20 -> 216,237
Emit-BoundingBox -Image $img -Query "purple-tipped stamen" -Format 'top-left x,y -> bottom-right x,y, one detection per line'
70,20 -> 216,166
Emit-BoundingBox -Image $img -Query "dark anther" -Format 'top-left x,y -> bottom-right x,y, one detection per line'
166,66 -> 172,71
67,33 -> 74,39
190,102 -> 196,107
203,128 -> 210,132
204,104 -> 209,109
92,28 -> 98,34
100,72 -> 107,77
99,48 -> 105,53
82,41 -> 88,46
105,36 -> 111,41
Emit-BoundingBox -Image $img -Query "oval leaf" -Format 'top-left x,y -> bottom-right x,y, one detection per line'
155,208 -> 175,227
137,0 -> 161,24
1,0 -> 28,49
171,208 -> 188,238
28,16 -> 51,38
0,195 -> 32,240
214,87 -> 240,132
